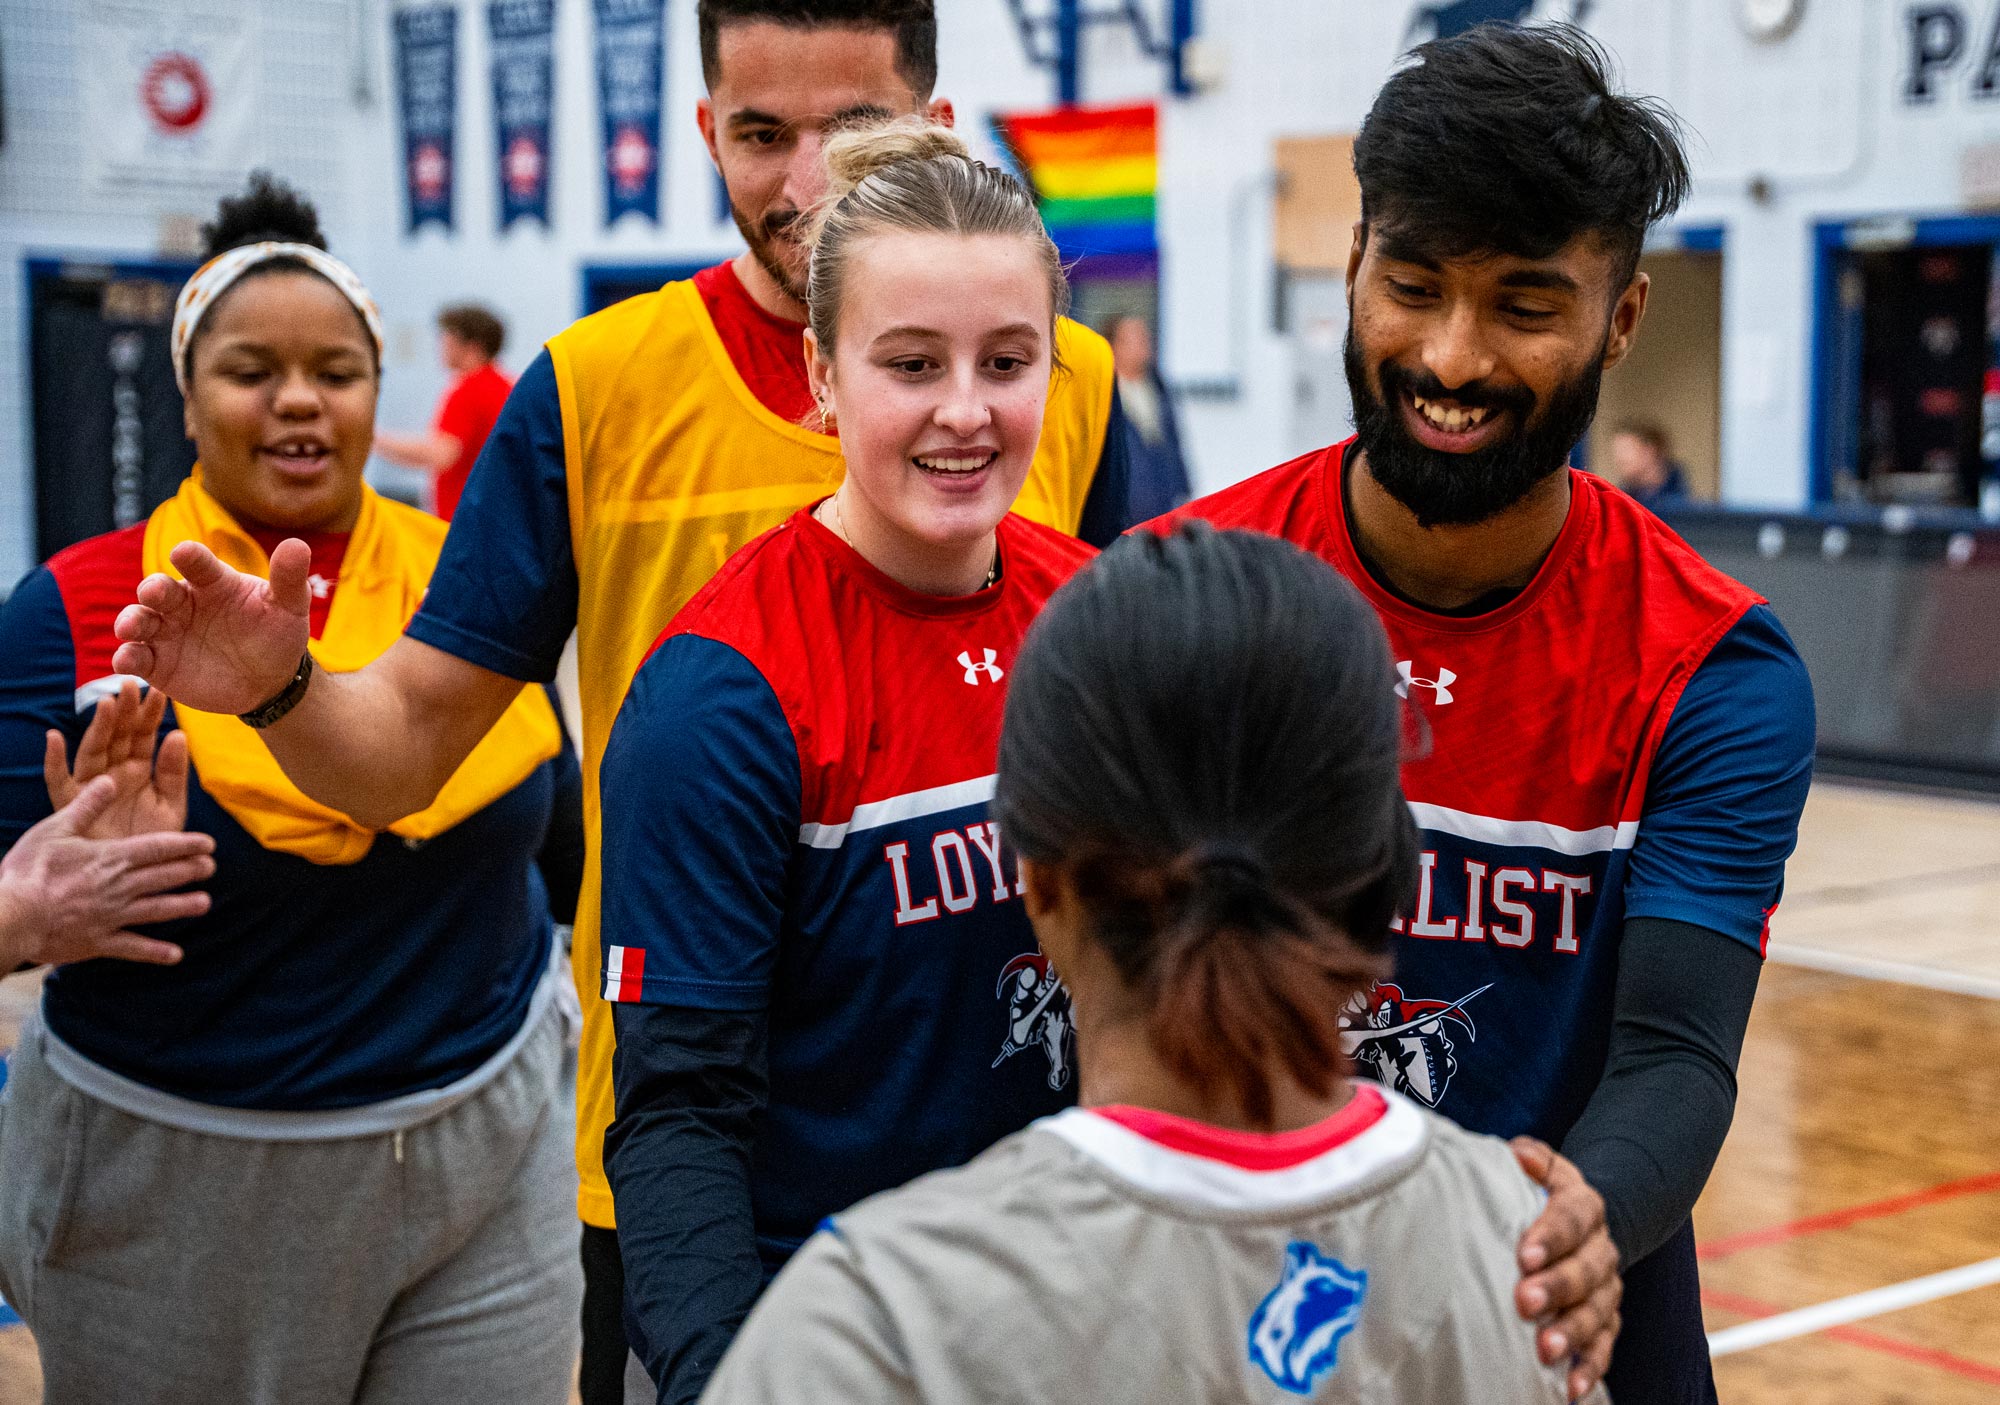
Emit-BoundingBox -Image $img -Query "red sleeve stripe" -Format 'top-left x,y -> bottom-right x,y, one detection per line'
603,944 -> 647,1003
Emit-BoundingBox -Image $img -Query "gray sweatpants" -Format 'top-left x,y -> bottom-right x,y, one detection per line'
0,1002 -> 582,1405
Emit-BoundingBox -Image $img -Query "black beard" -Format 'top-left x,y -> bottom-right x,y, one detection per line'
730,199 -> 808,304
1344,324 -> 1604,529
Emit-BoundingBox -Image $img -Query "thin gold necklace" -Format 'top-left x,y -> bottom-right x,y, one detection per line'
823,492 -> 999,590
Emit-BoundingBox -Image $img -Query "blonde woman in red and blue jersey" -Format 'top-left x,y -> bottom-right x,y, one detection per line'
596,122 -> 1098,1405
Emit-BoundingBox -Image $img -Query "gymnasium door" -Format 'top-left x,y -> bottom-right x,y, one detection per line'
1586,231 -> 1724,499
1813,213 -> 2000,511
28,257 -> 200,562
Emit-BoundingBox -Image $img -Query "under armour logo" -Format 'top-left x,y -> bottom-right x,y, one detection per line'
958,649 -> 1004,685
307,574 -> 333,600
1396,660 -> 1457,705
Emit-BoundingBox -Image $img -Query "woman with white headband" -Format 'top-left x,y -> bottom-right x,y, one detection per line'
0,173 -> 584,1403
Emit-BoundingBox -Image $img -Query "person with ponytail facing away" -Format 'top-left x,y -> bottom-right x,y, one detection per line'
0,174 -> 583,1402
598,121 -> 1098,1404
700,524 -> 1608,1405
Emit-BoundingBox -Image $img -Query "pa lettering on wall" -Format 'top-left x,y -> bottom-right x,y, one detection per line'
1905,3 -> 2000,102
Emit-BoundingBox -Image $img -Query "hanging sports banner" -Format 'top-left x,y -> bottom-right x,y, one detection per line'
594,0 -> 666,225
489,0 -> 555,230
394,4 -> 459,234
82,0 -> 260,192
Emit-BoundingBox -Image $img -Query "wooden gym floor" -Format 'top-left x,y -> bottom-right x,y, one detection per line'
3,778 -> 1998,1403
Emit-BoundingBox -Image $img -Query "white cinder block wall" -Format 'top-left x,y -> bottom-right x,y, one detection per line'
4,0 -> 1997,584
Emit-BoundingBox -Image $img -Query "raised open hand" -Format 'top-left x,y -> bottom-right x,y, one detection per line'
0,773 -> 214,969
44,680 -> 191,840
112,538 -> 312,716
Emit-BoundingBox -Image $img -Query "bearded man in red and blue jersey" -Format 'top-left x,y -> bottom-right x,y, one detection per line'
1166,25 -> 1814,1405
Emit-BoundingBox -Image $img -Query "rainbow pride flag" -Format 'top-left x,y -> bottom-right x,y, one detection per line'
992,101 -> 1157,260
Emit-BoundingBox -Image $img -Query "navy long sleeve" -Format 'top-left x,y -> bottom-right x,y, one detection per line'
1563,917 -> 1761,1264
599,634 -> 799,1403
609,1002 -> 770,1405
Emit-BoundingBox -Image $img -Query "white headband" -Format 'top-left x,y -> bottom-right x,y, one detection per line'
171,242 -> 384,394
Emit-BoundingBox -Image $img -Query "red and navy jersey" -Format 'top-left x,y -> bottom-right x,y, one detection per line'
1166,441 -> 1815,1145
0,524 -> 567,1110
599,508 -> 1094,1258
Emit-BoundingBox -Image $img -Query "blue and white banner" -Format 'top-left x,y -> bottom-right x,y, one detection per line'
489,0 -> 554,230
394,4 -> 458,234
593,0 -> 665,225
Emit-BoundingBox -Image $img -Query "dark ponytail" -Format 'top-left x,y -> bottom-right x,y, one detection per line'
995,523 -> 1417,1124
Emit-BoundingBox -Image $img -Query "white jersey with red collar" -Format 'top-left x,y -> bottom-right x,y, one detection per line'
702,1084 -> 1599,1404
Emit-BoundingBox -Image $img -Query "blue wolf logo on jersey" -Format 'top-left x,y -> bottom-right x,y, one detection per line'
992,953 -> 1073,1090
1337,982 -> 1489,1109
1248,1242 -> 1368,1395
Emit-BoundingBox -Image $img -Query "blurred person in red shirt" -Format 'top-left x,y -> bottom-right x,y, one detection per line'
375,304 -> 514,520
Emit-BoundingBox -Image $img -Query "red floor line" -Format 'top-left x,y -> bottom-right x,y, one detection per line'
1703,1287 -> 2000,1386
1697,1169 -> 2000,1261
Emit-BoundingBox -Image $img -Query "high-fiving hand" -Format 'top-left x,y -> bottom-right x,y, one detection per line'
1,683 -> 216,971
44,681 -> 189,838
112,538 -> 313,716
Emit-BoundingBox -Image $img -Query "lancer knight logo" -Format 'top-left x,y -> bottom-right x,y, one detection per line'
992,953 -> 1072,1090
1247,1242 -> 1368,1395
1338,982 -> 1490,1108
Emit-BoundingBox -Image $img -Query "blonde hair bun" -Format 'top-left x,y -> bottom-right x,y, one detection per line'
803,114 -> 1067,358
820,117 -> 974,205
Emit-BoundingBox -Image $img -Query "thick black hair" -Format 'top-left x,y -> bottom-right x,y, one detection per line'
199,169 -> 328,259
185,171 -> 373,386
697,0 -> 937,100
995,523 -> 1418,1124
1354,23 -> 1690,288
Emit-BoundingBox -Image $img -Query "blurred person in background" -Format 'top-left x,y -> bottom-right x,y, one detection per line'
1108,314 -> 1192,519
1606,419 -> 1688,511
106,7 -> 1140,1401
374,303 -> 514,521
0,173 -> 583,1404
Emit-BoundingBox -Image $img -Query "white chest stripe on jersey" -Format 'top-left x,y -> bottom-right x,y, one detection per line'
1039,1091 -> 1431,1213
1405,801 -> 1640,857
798,773 -> 998,850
